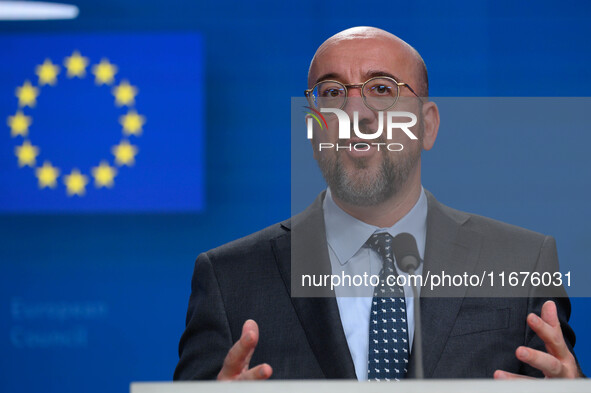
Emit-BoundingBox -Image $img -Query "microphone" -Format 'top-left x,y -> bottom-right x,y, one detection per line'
392,232 -> 424,379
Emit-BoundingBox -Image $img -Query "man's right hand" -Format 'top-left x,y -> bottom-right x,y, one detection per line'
217,319 -> 273,380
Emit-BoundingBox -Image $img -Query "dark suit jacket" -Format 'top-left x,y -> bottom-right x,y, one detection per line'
174,191 -> 576,380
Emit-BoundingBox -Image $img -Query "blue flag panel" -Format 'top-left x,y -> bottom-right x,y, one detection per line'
0,33 -> 204,212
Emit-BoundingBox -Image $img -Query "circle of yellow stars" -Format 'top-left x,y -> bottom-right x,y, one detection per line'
7,51 -> 146,197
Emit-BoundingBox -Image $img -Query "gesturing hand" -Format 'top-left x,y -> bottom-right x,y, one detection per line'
217,319 -> 273,380
494,300 -> 581,379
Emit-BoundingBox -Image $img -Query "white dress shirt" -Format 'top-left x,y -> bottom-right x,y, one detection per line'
322,187 -> 428,380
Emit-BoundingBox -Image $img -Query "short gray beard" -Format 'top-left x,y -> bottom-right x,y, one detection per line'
315,113 -> 423,206
317,146 -> 419,206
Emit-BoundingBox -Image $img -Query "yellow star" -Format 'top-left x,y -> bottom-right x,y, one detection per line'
63,51 -> 89,78
14,140 -> 40,167
64,169 -> 88,196
35,161 -> 60,189
91,160 -> 117,188
112,80 -> 138,106
91,58 -> 118,85
7,110 -> 32,137
111,140 -> 138,166
35,58 -> 60,86
119,109 -> 146,136
15,80 -> 39,108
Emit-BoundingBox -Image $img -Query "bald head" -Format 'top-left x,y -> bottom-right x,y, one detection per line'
308,27 -> 429,97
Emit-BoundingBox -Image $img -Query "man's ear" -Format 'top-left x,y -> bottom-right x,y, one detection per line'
306,115 -> 320,160
311,138 -> 318,160
421,101 -> 440,151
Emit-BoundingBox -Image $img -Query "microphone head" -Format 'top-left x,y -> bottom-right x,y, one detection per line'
392,232 -> 421,273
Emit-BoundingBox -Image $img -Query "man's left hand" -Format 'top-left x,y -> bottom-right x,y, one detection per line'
494,300 -> 581,379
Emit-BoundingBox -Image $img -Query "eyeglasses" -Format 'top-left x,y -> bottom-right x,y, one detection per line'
304,76 -> 422,111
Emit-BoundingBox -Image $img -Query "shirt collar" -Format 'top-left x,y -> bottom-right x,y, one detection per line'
323,187 -> 428,266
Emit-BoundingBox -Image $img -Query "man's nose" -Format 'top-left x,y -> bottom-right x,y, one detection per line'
343,88 -> 374,122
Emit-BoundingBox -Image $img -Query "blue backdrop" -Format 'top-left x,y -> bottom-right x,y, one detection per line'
0,33 -> 205,212
0,1 -> 589,392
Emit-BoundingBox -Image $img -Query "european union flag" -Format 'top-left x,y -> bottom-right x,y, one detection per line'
0,33 -> 204,212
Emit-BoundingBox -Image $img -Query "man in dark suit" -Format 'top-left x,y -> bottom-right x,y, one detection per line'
174,26 -> 581,381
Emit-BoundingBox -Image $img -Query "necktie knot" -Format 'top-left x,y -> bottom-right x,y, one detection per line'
366,232 -> 395,271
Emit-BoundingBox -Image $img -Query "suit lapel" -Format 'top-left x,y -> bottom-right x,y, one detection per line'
407,191 -> 482,378
272,192 -> 357,379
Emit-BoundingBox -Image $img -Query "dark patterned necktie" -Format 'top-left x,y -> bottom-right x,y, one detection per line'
366,232 -> 409,381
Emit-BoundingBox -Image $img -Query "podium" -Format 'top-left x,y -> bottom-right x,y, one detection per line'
131,380 -> 591,393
